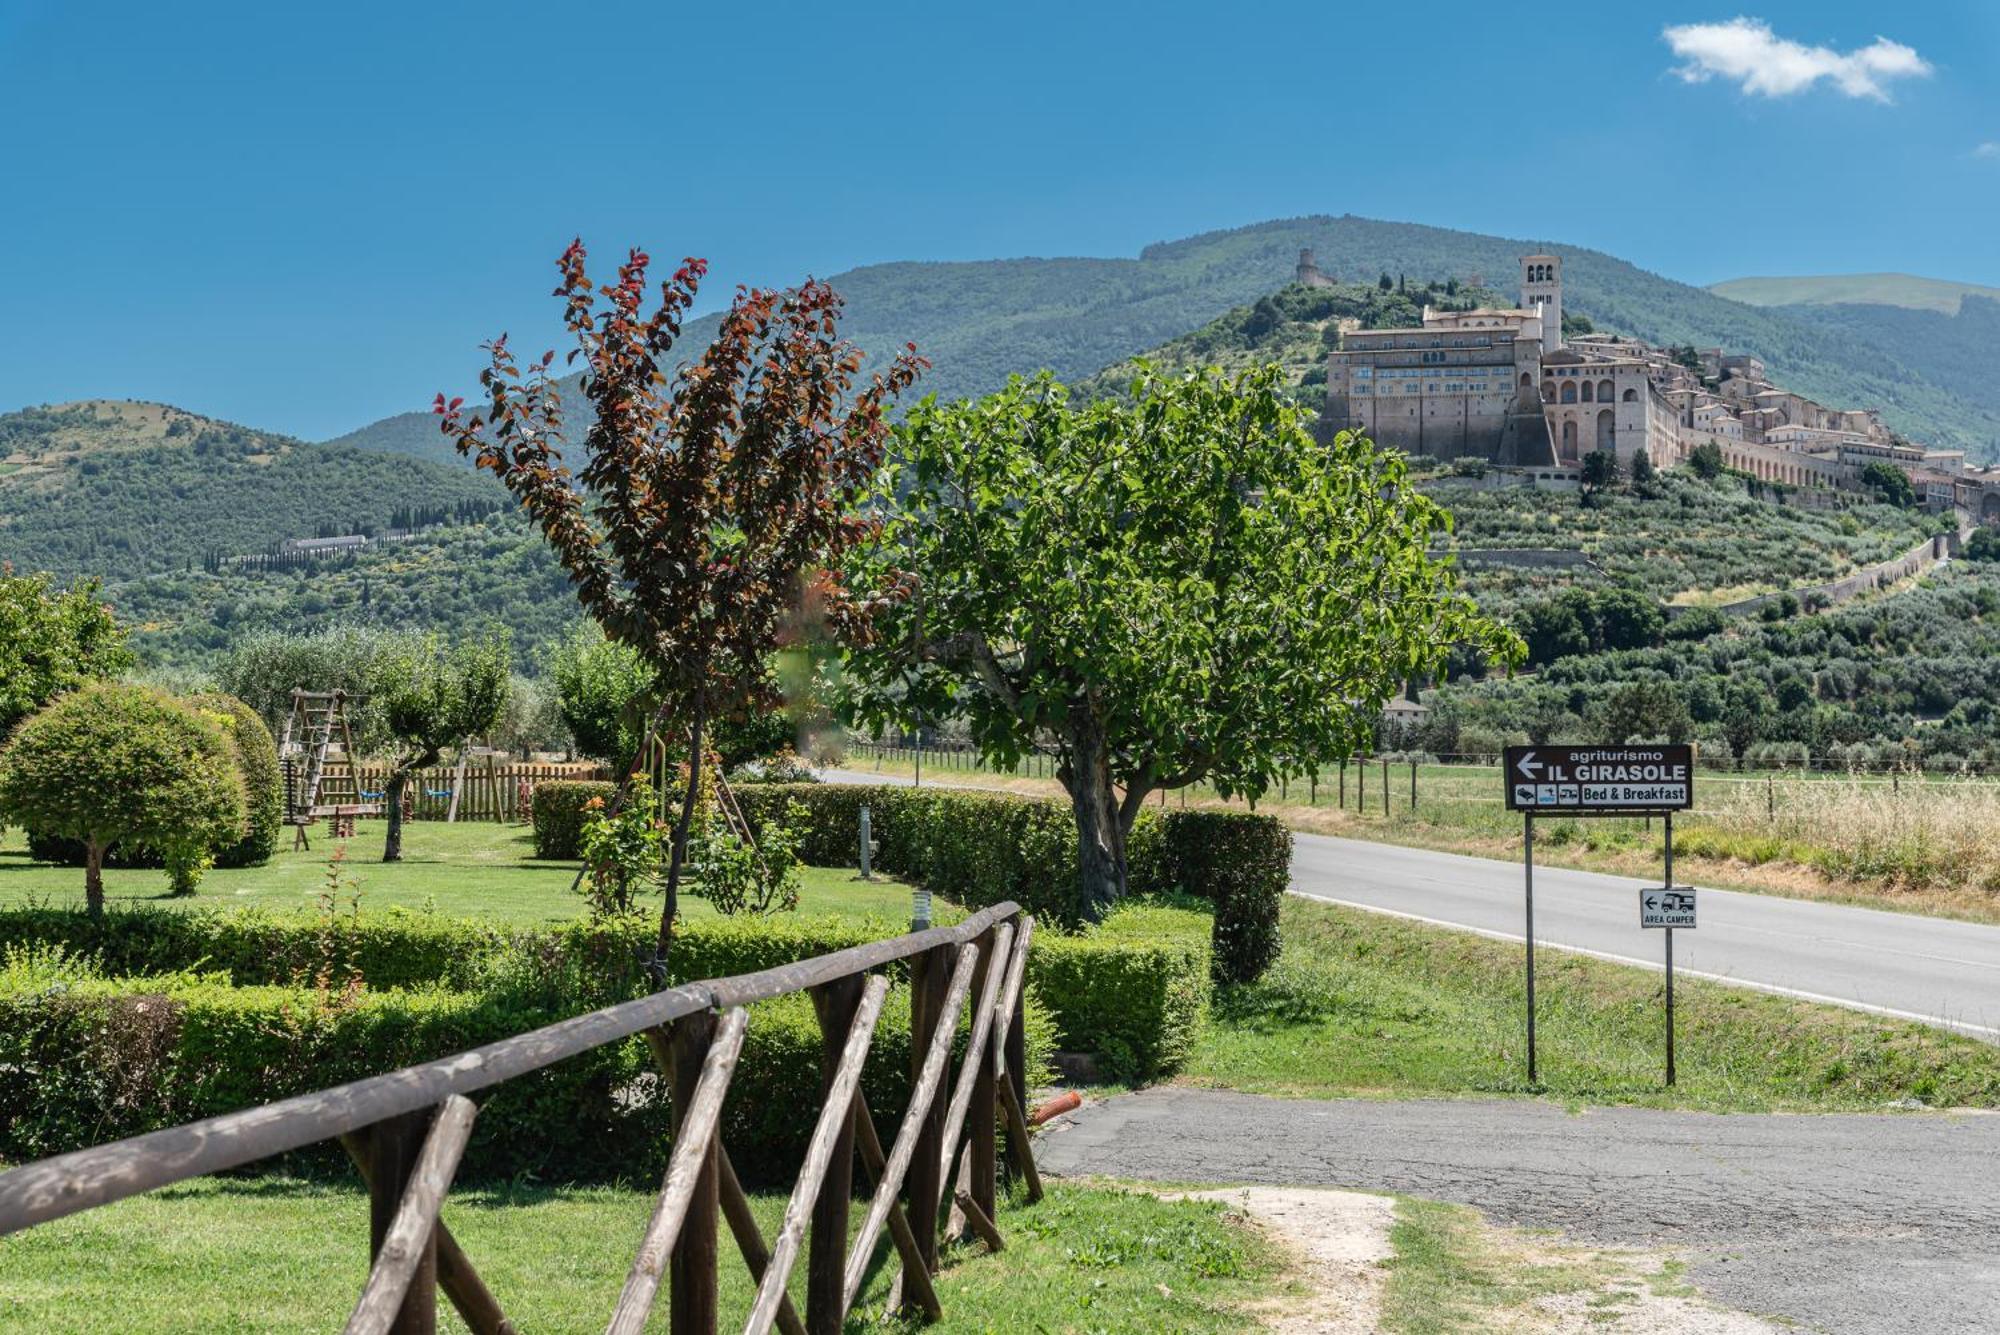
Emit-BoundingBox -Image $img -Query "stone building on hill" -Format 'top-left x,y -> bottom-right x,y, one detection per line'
1318,251 -> 1986,514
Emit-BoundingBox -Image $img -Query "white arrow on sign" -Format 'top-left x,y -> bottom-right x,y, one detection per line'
1515,752 -> 1543,780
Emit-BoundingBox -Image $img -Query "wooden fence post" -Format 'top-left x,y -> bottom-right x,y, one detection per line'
906,943 -> 953,1282
807,975 -> 865,1335
969,928 -> 999,1230
366,1107 -> 440,1335
666,1011 -> 721,1335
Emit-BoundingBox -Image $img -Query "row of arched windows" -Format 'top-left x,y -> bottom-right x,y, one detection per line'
1544,378 -> 1625,404
1526,262 -> 1556,284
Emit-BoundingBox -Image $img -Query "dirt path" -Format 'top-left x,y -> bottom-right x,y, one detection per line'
1040,1088 -> 2000,1333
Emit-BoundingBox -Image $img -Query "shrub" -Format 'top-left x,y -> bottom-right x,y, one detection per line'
0,959 -> 1055,1184
735,784 -> 1285,982
190,694 -> 283,869
1029,912 -> 1211,1079
23,692 -> 280,873
1154,810 -> 1287,984
0,684 -> 245,913
577,775 -> 666,915
532,780 -> 618,859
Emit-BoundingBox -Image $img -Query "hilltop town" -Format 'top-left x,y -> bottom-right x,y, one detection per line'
1314,249 -> 2000,521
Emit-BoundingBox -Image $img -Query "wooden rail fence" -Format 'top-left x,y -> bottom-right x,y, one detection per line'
0,902 -> 1040,1334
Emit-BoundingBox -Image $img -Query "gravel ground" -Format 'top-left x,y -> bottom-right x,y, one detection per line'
1036,1089 -> 2000,1334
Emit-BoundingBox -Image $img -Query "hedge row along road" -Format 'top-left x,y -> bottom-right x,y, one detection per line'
818,769 -> 2000,1041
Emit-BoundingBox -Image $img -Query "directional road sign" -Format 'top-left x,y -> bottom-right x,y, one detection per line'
1503,744 -> 1694,814
1640,887 -> 1696,929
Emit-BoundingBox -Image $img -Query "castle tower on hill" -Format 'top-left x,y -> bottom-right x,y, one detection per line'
1521,253 -> 1563,352
1295,247 -> 1334,288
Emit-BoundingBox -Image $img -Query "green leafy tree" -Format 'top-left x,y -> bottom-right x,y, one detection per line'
1579,449 -> 1619,505
1861,461 -> 1917,509
0,572 -> 133,740
437,240 -> 921,975
1629,447 -> 1656,488
375,633 -> 510,862
845,365 -> 1520,917
548,624 -> 657,767
1964,527 -> 2000,562
214,625 -> 411,751
0,684 -> 244,915
1687,441 -> 1724,480
1591,680 -> 1692,744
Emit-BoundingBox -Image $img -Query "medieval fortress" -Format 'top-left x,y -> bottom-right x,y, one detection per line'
1314,251 -> 2000,520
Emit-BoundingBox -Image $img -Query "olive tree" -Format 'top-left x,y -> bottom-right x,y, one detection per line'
0,684 -> 245,915
845,365 -> 1521,918
375,633 -> 510,862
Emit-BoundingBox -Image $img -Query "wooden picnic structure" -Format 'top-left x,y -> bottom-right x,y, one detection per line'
0,902 -> 1041,1334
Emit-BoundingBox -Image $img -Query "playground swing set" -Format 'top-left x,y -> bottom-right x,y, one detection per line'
279,690 -> 480,848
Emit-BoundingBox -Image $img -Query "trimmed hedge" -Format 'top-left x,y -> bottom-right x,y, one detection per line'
1029,902 -> 1212,1079
0,896 -> 1209,1083
735,784 -> 1287,982
1153,810 -> 1287,984
530,780 -> 618,860
0,965 -> 1055,1184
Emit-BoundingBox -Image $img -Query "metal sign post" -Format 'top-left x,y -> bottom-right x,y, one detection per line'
1503,745 -> 1695,1089
1524,811 -> 1537,1084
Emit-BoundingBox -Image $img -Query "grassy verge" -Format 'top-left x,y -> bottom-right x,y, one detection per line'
831,758 -> 2000,926
1381,1198 -> 1698,1334
0,823 -> 928,927
0,1177 -> 1279,1333
1181,895 -> 2000,1112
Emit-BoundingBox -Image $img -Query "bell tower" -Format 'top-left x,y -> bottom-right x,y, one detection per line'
1521,253 -> 1563,353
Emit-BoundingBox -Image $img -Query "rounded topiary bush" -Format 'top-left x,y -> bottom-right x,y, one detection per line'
0,683 -> 246,913
23,691 -> 281,872
189,693 -> 282,868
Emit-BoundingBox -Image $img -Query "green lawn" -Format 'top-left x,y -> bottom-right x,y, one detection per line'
0,1177 -> 1279,1334
0,822 -> 933,929
1183,895 -> 2000,1113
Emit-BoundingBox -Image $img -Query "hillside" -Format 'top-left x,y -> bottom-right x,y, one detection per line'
1711,273 -> 2000,315
1755,298 -> 2000,421
328,215 -> 2000,464
107,511 -> 580,669
0,400 -> 505,579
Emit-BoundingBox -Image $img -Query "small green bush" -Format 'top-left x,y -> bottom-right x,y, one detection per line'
191,694 -> 283,869
1029,910 -> 1211,1080
1154,810 -> 1287,984
531,780 -> 618,859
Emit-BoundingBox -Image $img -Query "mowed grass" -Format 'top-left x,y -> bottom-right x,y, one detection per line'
0,1177 -> 1279,1334
1183,895 -> 2000,1113
0,822 -> 932,929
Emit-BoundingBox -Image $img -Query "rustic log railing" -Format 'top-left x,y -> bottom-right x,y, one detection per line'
0,902 -> 1041,1333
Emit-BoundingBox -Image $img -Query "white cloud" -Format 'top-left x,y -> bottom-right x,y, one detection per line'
1976,142 -> 2000,160
1662,17 -> 1931,102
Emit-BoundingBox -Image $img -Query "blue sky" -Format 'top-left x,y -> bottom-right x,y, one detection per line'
1,1 -> 1995,439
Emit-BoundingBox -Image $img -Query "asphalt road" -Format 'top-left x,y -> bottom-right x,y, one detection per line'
819,768 -> 2000,1038
1292,833 -> 2000,1040
1037,1087 -> 2000,1334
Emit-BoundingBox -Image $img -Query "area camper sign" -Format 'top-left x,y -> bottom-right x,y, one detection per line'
1503,745 -> 1693,814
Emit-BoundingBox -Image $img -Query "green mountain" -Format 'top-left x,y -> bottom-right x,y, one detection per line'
0,400 -> 505,580
1710,273 -> 2000,315
326,216 -> 2000,463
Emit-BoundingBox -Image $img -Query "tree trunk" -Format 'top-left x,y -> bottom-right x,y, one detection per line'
84,839 -> 105,920
652,696 -> 706,985
383,773 -> 409,863
1060,708 -> 1126,922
